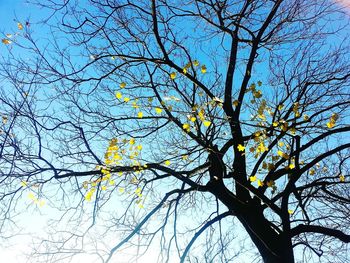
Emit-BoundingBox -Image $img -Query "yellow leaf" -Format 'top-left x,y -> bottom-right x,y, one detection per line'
120,82 -> 126,88
266,180 -> 275,187
278,104 -> 284,111
115,92 -> 122,99
170,72 -> 176,79
201,65 -> 207,73
132,101 -> 139,108
17,22 -> 23,30
182,155 -> 188,160
288,209 -> 294,215
326,122 -> 335,129
119,187 -> 125,193
288,163 -> 295,169
2,39 -> 12,45
101,185 -> 107,191
303,114 -> 309,121
109,180 -> 115,185
340,174 -> 345,182
183,68 -> 187,74
38,200 -> 46,207
309,168 -> 315,175
253,90 -> 262,99
203,120 -> 211,127
277,150 -> 289,159
28,192 -> 37,201
130,138 -> 135,145
131,176 -> 139,184
256,142 -> 268,153
257,179 -> 264,187
155,107 -> 163,114
164,160 -> 171,166
249,175 -> 257,182
331,113 -> 339,121
85,189 -> 94,201
183,123 -> 190,132
137,112 -> 143,118
280,122 -> 288,132
193,60 -> 199,66
232,100 -> 239,107
237,144 -> 245,152
190,116 -> 196,122
136,145 -> 143,151
123,97 -> 130,102
20,181 -> 28,187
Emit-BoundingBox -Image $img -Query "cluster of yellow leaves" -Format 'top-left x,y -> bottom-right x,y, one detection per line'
20,181 -> 46,207
2,22 -> 24,45
171,60 -> 207,80
249,174 -> 276,189
247,131 -> 270,159
27,192 -> 46,207
247,82 -> 263,99
134,187 -> 144,208
293,102 -> 300,118
181,105 -> 212,133
326,113 -> 339,129
84,137 -> 148,202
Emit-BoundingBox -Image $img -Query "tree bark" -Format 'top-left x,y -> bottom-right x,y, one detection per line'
238,210 -> 295,263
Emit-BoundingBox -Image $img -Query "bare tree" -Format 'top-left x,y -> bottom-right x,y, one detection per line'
1,0 -> 350,262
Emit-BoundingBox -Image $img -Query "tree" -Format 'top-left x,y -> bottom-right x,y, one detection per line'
1,0 -> 350,262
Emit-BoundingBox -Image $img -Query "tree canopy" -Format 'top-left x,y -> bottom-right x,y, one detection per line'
1,0 -> 350,262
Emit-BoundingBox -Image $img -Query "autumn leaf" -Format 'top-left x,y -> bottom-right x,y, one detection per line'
203,120 -> 211,127
155,107 -> 163,114
183,123 -> 190,132
249,175 -> 257,182
115,92 -> 122,99
237,144 -> 245,152
17,22 -> 24,30
2,39 -> 12,45
232,100 -> 239,107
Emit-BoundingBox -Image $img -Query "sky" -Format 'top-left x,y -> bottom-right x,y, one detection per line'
1,0 -> 350,262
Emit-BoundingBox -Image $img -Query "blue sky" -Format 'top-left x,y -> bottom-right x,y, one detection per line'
1,1 -> 350,262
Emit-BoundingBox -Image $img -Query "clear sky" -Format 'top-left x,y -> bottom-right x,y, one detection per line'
1,1 -> 350,263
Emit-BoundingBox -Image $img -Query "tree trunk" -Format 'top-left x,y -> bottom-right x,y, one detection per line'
238,210 -> 295,263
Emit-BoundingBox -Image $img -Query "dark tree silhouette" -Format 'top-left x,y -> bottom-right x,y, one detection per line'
1,0 -> 350,262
